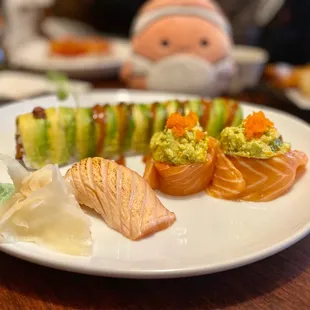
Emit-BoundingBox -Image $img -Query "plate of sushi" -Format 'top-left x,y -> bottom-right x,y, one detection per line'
8,37 -> 130,79
0,89 -> 309,279
264,63 -> 310,110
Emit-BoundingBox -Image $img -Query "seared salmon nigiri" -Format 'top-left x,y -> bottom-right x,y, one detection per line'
65,157 -> 176,240
144,112 -> 218,196
207,111 -> 308,202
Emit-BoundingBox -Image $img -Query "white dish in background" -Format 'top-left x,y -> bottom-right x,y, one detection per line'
230,45 -> 269,94
42,17 -> 98,39
0,70 -> 92,101
286,88 -> 310,110
0,90 -> 309,279
9,38 -> 130,79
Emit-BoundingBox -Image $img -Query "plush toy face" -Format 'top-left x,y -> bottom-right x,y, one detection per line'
121,0 -> 235,95
132,16 -> 232,63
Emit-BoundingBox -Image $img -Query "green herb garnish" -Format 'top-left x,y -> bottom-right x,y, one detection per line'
47,71 -> 70,101
0,183 -> 15,204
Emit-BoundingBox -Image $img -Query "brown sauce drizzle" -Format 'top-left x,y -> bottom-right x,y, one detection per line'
117,102 -> 126,153
162,102 -> 168,129
116,102 -> 128,166
92,104 -> 106,155
15,118 -> 23,160
225,99 -> 239,127
115,156 -> 126,166
142,153 -> 152,163
177,100 -> 185,115
200,99 -> 212,129
32,107 -> 46,119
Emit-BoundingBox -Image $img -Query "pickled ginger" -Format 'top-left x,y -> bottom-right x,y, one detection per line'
0,156 -> 92,256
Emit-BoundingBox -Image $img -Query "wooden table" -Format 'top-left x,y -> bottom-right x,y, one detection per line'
1,80 -> 310,310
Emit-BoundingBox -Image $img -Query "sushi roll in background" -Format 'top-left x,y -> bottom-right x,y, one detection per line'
15,98 -> 243,169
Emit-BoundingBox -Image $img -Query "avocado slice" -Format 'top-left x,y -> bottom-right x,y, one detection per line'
184,99 -> 203,118
141,103 -> 152,141
153,102 -> 167,134
165,100 -> 179,116
46,107 -> 75,165
231,106 -> 243,127
103,105 -> 119,157
76,108 -> 96,160
124,105 -> 135,153
17,113 -> 49,168
131,104 -> 151,153
207,99 -> 227,138
117,103 -> 129,155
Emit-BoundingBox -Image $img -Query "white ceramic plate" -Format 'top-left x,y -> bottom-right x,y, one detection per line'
0,70 -> 92,101
9,38 -> 130,79
0,90 -> 309,279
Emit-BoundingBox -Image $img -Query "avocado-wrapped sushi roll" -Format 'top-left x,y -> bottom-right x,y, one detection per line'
15,98 -> 243,169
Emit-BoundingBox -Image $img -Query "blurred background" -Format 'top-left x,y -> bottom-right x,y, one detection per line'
49,0 -> 310,64
0,0 -> 310,119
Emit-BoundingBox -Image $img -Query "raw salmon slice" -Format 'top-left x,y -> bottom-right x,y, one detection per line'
143,156 -> 160,190
65,157 -> 176,240
208,150 -> 308,202
207,148 -> 246,199
144,138 -> 218,196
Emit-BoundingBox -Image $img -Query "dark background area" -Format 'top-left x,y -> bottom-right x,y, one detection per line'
51,0 -> 310,65
260,0 -> 310,65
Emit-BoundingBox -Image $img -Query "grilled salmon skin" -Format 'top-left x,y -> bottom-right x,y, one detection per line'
65,158 -> 176,240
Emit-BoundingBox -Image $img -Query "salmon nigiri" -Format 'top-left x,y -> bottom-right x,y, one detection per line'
144,112 -> 218,196
145,138 -> 218,196
207,111 -> 308,202
208,149 -> 308,201
207,148 -> 246,200
65,157 -> 176,240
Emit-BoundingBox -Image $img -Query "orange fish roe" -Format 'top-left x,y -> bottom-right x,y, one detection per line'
166,112 -> 199,137
196,130 -> 205,141
244,111 -> 274,140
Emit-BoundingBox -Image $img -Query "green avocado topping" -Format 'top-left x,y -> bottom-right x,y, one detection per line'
220,113 -> 291,159
150,112 -> 208,165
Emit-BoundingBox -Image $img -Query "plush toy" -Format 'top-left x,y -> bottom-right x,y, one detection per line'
121,0 -> 236,97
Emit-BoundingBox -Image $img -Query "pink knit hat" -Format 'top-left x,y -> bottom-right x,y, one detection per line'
131,0 -> 231,36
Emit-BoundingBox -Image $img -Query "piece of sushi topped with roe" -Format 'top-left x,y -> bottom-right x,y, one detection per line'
220,111 -> 291,159
144,112 -> 219,196
150,112 -> 209,166
207,111 -> 308,202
